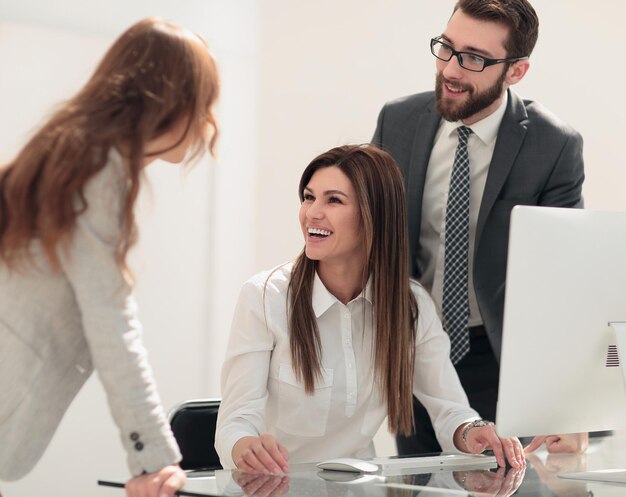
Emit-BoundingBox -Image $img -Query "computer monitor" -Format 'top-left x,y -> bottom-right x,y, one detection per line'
496,206 -> 626,483
496,206 -> 626,437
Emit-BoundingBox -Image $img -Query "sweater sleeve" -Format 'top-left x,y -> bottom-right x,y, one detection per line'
58,152 -> 180,475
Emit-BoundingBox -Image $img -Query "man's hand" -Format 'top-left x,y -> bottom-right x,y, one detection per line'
526,452 -> 589,497
525,433 -> 588,454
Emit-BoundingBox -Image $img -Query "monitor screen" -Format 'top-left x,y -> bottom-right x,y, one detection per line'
496,206 -> 626,438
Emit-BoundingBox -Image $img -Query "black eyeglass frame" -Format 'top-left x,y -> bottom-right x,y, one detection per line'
430,37 -> 529,73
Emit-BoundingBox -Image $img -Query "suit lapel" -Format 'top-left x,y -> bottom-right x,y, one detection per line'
406,101 -> 440,274
475,90 -> 529,247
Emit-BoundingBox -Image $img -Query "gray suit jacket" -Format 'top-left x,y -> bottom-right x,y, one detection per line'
0,150 -> 180,481
373,89 -> 584,360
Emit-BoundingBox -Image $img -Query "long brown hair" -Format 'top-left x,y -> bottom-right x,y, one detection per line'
287,145 -> 418,435
0,17 -> 220,272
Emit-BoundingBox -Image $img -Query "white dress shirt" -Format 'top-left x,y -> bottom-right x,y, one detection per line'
418,92 -> 508,326
215,263 -> 479,469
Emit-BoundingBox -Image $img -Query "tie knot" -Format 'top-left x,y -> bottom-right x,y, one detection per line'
457,126 -> 472,143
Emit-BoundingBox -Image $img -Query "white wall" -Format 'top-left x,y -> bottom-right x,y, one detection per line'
255,0 -> 626,271
1,1 -> 625,495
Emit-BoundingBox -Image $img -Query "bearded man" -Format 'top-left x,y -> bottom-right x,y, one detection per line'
372,0 -> 586,456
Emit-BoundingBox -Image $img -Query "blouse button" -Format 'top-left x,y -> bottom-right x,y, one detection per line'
130,432 -> 140,442
134,441 -> 144,451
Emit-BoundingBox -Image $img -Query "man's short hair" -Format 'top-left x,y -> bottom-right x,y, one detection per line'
454,0 -> 539,58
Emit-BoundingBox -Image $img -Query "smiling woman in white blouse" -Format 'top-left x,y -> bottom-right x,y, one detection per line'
215,144 -> 523,474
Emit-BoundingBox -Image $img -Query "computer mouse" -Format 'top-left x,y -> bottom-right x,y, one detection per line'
316,458 -> 380,473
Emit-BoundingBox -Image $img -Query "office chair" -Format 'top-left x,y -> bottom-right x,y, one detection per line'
168,398 -> 223,471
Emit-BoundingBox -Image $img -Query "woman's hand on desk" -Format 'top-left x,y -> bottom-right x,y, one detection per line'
232,470 -> 290,497
232,434 -> 289,475
525,433 -> 589,454
125,464 -> 186,497
454,467 -> 525,497
455,421 -> 525,469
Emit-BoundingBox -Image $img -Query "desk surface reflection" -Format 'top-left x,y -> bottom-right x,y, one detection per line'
99,434 -> 626,497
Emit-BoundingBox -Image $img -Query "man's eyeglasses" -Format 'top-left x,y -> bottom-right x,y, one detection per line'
430,37 -> 528,73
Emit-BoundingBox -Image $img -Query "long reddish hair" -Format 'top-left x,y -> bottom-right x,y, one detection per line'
0,17 -> 219,272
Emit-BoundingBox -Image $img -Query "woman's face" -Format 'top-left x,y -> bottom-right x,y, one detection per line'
299,166 -> 366,269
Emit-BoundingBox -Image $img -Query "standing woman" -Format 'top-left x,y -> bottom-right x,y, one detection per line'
216,145 -> 524,474
0,18 -> 219,497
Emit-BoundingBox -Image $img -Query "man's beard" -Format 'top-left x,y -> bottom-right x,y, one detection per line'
435,68 -> 507,122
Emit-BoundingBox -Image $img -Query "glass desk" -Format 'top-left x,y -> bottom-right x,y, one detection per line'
99,434 -> 626,497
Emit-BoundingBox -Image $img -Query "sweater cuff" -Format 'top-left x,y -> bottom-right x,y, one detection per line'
126,429 -> 182,476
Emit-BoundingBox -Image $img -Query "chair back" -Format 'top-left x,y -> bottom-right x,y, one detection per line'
168,398 -> 222,470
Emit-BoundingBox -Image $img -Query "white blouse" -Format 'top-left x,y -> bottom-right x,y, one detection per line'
215,262 -> 479,469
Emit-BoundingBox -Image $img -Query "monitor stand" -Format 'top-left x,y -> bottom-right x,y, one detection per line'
558,322 -> 626,484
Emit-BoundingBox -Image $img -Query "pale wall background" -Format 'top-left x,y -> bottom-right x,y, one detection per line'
0,1 -> 625,496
